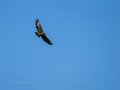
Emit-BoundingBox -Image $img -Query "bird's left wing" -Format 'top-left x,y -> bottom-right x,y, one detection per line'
35,19 -> 43,33
41,35 -> 53,45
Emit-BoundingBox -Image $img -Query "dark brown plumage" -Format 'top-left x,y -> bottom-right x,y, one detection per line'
35,19 -> 53,45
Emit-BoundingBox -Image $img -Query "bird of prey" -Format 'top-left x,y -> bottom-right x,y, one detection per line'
35,19 -> 53,45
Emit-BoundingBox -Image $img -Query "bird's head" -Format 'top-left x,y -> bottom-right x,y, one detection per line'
35,32 -> 38,35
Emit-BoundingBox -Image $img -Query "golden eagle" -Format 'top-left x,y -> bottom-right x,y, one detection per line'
35,19 -> 53,45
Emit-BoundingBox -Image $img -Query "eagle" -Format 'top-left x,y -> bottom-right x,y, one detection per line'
35,19 -> 53,45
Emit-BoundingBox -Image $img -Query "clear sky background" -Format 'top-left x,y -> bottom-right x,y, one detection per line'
0,0 -> 119,90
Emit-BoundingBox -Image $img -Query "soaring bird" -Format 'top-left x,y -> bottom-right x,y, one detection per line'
35,19 -> 53,45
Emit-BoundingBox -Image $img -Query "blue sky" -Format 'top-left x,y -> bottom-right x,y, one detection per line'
0,0 -> 119,90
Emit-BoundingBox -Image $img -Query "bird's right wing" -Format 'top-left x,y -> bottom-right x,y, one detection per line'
41,35 -> 53,45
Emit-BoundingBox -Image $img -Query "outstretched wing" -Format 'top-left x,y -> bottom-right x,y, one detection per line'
35,19 -> 43,33
41,35 -> 53,45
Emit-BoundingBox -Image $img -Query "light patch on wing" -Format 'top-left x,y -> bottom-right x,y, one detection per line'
36,21 -> 40,26
36,20 -> 43,33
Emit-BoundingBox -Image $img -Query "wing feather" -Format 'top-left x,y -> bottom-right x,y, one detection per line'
41,35 -> 53,45
35,19 -> 43,33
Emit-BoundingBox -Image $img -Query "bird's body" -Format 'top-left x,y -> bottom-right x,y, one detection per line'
35,32 -> 46,37
35,19 -> 53,45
